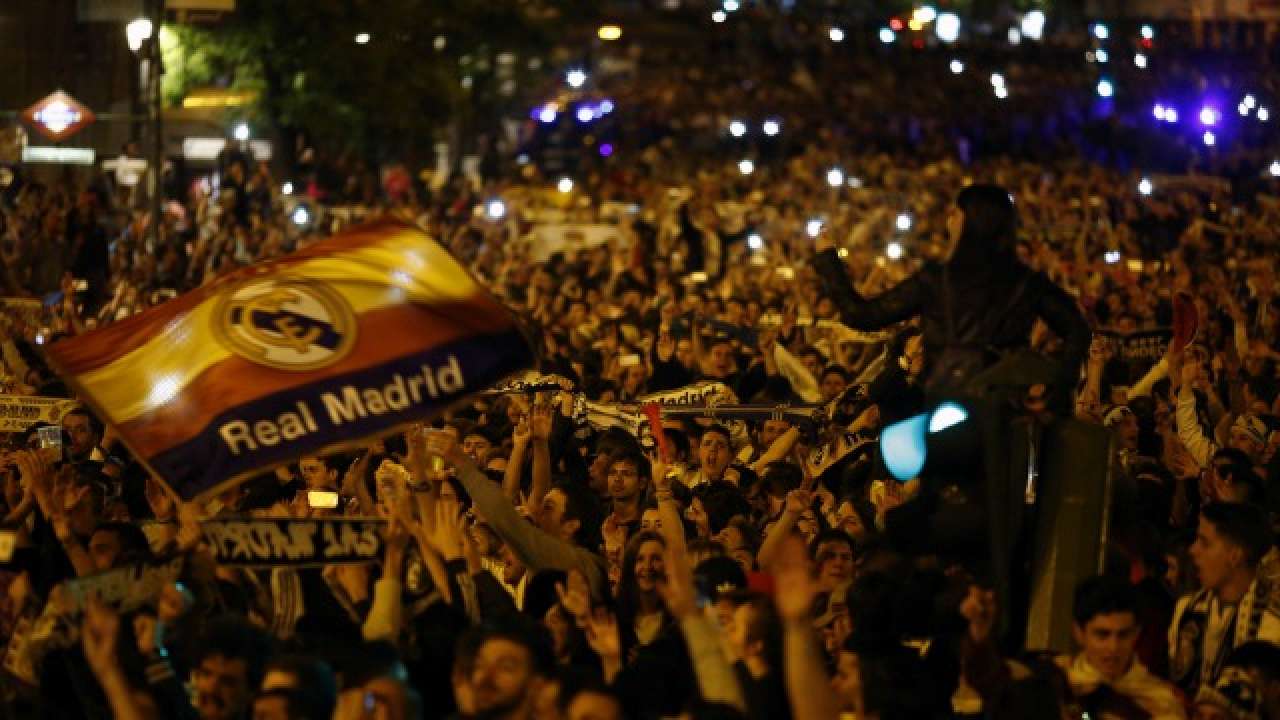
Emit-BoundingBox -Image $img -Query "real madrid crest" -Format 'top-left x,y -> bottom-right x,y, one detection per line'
213,278 -> 357,371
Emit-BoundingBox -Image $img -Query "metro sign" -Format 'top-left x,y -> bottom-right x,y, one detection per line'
21,91 -> 96,142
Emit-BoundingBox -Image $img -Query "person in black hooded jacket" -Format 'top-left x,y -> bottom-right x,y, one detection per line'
812,184 -> 1092,650
812,184 -> 1089,406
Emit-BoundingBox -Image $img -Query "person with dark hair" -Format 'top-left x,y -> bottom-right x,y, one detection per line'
85,519 -> 152,572
1052,575 -> 1184,719
809,529 -> 856,593
61,405 -> 104,464
691,425 -> 734,486
260,654 -> 337,720
818,365 -> 850,404
461,617 -> 555,720
191,616 -> 273,720
866,326 -> 926,428
1171,503 -> 1280,696
604,447 -> 651,540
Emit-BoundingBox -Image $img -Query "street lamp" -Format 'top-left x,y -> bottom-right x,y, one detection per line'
126,18 -> 153,52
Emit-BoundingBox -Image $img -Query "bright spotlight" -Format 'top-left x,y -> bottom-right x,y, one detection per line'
729,120 -> 747,137
723,0 -> 740,10
1166,107 -> 1179,123
233,123 -> 250,141
1259,107 -> 1271,122
747,233 -> 764,250
895,213 -> 912,231
914,5 -> 937,23
1270,160 -> 1280,177
826,167 -> 844,187
762,119 -> 781,136
486,199 -> 506,219
886,241 -> 904,259
738,159 -> 754,175
1203,130 -> 1216,146
538,104 -> 558,123
1104,250 -> 1121,265
576,106 -> 595,122
879,27 -> 896,44
712,10 -> 727,23
1200,106 -> 1218,126
1140,24 -> 1154,40
806,219 -> 824,238
949,59 -> 964,74
291,206 -> 310,226
1020,10 -> 1045,40
557,177 -> 574,193
829,27 -> 845,42
1096,79 -> 1113,98
1134,53 -> 1147,68
566,69 -> 588,88
354,32 -> 371,44
1240,102 -> 1251,117
1138,177 -> 1152,195
1244,94 -> 1257,109
1095,48 -> 1108,63
994,85 -> 1009,99
1092,23 -> 1109,40
1153,104 -> 1166,120
281,182 -> 293,195
935,13 -> 961,43
597,25 -> 622,41
1007,27 -> 1022,45
990,72 -> 1005,87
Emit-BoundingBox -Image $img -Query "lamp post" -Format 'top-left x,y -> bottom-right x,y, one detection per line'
127,2 -> 164,251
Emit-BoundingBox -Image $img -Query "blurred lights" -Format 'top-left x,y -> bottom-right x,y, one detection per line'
949,59 -> 964,74
747,233 -> 764,250
233,123 -> 250,141
729,120 -> 747,137
886,241 -> 904,259
597,25 -> 622,41
738,159 -> 755,175
599,143 -> 614,157
1104,250 -> 1121,265
1094,48 -> 1108,63
723,0 -> 739,10
599,100 -> 615,114
990,72 -> 1005,88
1140,24 -> 1155,40
712,10 -> 727,22
829,27 -> 845,42
914,6 -> 937,23
826,167 -> 845,187
1260,108 -> 1271,122
291,206 -> 310,226
354,32 -> 370,44
1096,79 -> 1113,98
879,27 -> 896,44
1153,104 -> 1166,120
557,177 -> 574,193
908,18 -> 924,32
1270,161 -> 1280,177
1244,94 -> 1257,109
538,104 -> 558,123
806,219 -> 824,238
485,199 -> 506,219
762,119 -> 781,136
935,12 -> 960,43
889,17 -> 905,31
1138,178 -> 1152,195
1239,102 -> 1251,117
896,213 -> 912,231
281,182 -> 293,195
1020,10 -> 1045,40
1134,53 -> 1147,68
1165,107 -> 1179,123
1007,27 -> 1021,45
1199,106 -> 1218,126
566,69 -> 588,88
576,106 -> 595,122
1203,130 -> 1216,146
1092,23 -> 1109,40
995,85 -> 1009,99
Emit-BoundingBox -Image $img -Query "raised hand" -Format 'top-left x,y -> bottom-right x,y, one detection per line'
784,487 -> 813,517
81,595 -> 122,681
427,499 -> 466,561
656,331 -> 676,363
555,569 -> 592,622
772,536 -> 816,623
584,607 -> 622,662
529,403 -> 554,442
512,415 -> 531,446
656,545 -> 697,619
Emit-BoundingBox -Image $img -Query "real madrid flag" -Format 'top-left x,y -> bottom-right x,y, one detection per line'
45,221 -> 536,501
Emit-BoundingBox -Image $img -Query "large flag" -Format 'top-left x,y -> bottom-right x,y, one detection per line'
45,221 -> 535,500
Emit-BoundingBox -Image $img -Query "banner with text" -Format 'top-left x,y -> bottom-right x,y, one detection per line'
29,558 -> 185,651
45,222 -> 536,501
530,224 -> 620,263
0,395 -> 80,432
202,517 -> 385,567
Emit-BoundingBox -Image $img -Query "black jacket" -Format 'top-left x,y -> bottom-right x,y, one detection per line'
812,248 -> 1089,400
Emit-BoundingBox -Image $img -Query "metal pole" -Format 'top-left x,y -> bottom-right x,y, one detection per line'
149,0 -> 164,253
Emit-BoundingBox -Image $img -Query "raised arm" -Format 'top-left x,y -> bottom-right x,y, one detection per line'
811,244 -> 926,331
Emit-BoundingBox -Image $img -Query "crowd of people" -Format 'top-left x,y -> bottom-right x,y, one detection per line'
3,9 -> 1280,720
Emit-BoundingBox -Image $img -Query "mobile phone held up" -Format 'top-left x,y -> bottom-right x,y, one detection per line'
307,490 -> 340,509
